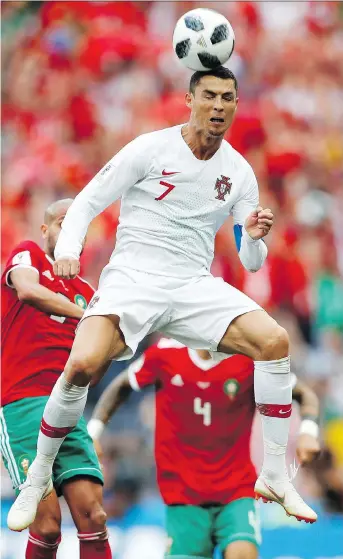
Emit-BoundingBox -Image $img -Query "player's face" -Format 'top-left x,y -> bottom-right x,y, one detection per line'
41,203 -> 75,258
41,213 -> 68,258
186,76 -> 238,138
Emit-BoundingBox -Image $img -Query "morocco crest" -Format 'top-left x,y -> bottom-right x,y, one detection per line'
19,455 -> 30,476
214,175 -> 232,201
223,379 -> 240,400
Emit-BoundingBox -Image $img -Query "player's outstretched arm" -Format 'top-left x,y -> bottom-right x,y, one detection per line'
89,370 -> 134,430
87,370 -> 134,457
10,267 -> 83,319
231,167 -> 270,272
292,378 -> 321,465
88,352 -> 158,457
54,136 -> 150,278
233,217 -> 269,272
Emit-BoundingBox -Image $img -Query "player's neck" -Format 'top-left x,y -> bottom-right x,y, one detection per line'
196,349 -> 212,361
182,124 -> 222,161
44,245 -> 54,260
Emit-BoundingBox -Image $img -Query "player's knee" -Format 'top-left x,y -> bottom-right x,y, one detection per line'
225,549 -> 257,559
257,325 -> 289,360
74,498 -> 107,532
224,542 -> 258,559
65,354 -> 103,385
89,505 -> 107,530
32,520 -> 61,543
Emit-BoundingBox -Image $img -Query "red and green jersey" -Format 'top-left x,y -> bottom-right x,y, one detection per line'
1,240 -> 94,406
128,339 -> 256,505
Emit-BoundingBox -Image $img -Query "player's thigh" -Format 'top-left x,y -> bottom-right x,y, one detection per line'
65,314 -> 123,384
30,490 -> 62,541
54,415 -> 103,496
218,309 -> 289,360
223,541 -> 258,559
164,275 -> 261,352
165,505 -> 213,558
0,398 -> 49,491
73,268 -> 170,370
214,499 -> 261,555
62,477 -> 106,533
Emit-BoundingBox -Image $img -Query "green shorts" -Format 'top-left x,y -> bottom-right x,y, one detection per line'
165,498 -> 261,558
0,396 -> 103,496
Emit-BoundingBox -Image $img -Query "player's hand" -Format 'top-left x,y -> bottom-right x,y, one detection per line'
53,257 -> 80,279
244,206 -> 274,240
296,434 -> 321,465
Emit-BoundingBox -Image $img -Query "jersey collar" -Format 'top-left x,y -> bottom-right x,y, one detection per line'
187,349 -> 218,371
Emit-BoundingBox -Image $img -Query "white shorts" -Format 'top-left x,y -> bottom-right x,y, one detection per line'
81,267 -> 261,360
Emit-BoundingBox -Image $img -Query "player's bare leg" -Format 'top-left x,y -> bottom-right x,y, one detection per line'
218,310 -> 317,523
26,490 -> 61,558
63,478 -> 111,558
8,315 -> 126,532
224,541 -> 258,559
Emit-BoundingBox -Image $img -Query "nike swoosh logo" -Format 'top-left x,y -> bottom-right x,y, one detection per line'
279,409 -> 292,415
264,482 -> 285,503
162,169 -> 180,176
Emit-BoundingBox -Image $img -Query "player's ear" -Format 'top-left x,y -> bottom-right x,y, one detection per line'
41,224 -> 48,238
185,92 -> 192,109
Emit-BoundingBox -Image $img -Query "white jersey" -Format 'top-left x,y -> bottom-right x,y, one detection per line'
55,125 -> 264,279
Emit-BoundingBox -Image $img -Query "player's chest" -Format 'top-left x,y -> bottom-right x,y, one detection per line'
160,378 -> 253,435
161,368 -> 253,415
139,154 -> 242,215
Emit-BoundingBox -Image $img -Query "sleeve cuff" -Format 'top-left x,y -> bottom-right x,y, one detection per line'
5,264 -> 39,288
242,227 -> 260,244
54,252 -> 80,261
128,368 -> 141,392
299,419 -> 319,439
87,419 -> 105,439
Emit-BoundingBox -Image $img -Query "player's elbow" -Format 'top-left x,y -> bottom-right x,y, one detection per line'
16,286 -> 38,303
239,251 -> 266,272
245,264 -> 260,273
118,382 -> 133,403
239,258 -> 261,273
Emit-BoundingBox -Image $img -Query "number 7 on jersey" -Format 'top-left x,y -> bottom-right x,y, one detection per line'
155,180 -> 175,201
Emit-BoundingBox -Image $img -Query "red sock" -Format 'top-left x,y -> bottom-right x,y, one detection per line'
78,530 -> 112,558
26,532 -> 61,559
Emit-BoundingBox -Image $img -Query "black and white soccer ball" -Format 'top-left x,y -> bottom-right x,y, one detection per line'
173,8 -> 235,72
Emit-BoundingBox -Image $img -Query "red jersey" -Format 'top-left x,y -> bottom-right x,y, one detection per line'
128,338 -> 256,505
1,241 -> 94,406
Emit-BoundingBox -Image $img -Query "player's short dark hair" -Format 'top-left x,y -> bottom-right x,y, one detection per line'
189,66 -> 238,95
44,198 -> 73,224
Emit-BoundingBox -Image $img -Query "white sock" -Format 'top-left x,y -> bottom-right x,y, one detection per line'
29,373 -> 89,482
254,356 -> 292,485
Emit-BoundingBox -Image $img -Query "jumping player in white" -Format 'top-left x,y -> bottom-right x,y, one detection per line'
8,67 -> 317,531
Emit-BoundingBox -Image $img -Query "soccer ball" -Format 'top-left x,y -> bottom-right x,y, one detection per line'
173,8 -> 235,72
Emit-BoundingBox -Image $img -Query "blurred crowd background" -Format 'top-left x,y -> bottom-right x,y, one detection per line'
1,1 -> 343,558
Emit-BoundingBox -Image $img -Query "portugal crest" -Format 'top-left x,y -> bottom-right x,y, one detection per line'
214,175 -> 232,201
223,379 -> 240,400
